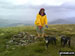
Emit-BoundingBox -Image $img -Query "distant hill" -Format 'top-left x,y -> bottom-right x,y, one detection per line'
0,19 -> 10,27
0,19 -> 34,27
66,17 -> 75,23
48,19 -> 75,24
0,18 -> 75,27
8,23 -> 33,27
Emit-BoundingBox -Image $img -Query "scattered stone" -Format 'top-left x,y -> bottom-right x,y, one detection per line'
7,32 -> 37,46
6,45 -> 9,49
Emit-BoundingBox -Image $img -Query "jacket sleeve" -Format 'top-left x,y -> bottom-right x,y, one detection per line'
45,15 -> 48,25
35,14 -> 41,26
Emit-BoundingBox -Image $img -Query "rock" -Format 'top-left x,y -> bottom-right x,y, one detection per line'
7,32 -> 36,46
6,45 -> 9,49
17,34 -> 23,38
8,40 -> 13,43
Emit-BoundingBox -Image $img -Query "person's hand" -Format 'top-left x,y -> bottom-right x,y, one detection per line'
39,25 -> 42,29
45,25 -> 48,28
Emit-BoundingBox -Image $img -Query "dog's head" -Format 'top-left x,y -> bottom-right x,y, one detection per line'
66,36 -> 71,40
44,36 -> 49,43
60,35 -> 66,38
44,35 -> 49,40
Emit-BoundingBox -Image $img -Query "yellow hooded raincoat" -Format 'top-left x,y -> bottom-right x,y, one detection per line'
35,14 -> 48,26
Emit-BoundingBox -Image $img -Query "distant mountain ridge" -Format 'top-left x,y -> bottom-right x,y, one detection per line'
0,19 -> 33,27
48,19 -> 75,24
0,18 -> 75,27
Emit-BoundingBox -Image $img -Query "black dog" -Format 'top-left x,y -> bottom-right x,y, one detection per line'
61,35 -> 71,47
44,36 -> 57,48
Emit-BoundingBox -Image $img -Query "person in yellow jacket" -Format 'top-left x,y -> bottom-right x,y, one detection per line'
35,8 -> 48,37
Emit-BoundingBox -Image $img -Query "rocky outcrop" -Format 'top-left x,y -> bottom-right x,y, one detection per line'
7,32 -> 37,47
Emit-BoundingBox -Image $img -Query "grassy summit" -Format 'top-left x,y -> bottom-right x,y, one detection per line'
0,24 -> 75,56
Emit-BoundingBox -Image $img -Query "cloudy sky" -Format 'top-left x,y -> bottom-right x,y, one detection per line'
0,0 -> 74,6
0,0 -> 75,22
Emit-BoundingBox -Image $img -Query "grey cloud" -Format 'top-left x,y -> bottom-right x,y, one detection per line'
0,0 -> 75,22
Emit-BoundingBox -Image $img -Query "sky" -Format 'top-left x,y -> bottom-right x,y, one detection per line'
0,0 -> 74,6
0,0 -> 75,22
